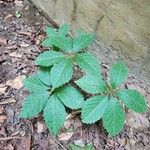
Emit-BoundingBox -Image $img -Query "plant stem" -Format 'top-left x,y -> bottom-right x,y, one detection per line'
49,88 -> 55,95
66,110 -> 81,119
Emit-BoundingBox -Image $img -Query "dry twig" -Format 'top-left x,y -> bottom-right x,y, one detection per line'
0,136 -> 23,141
50,135 -> 68,150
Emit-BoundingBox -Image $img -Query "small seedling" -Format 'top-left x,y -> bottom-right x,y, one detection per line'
15,10 -> 22,18
35,24 -> 99,88
75,62 -> 147,136
20,24 -> 99,136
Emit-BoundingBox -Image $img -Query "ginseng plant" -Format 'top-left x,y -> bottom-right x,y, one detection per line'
20,24 -> 100,136
20,24 -> 147,137
75,62 -> 147,136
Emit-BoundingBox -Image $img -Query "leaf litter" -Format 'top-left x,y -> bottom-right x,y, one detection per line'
0,0 -> 149,150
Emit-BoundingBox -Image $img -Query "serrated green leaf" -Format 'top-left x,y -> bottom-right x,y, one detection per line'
42,38 -> 52,47
102,97 -> 125,136
37,66 -> 51,86
44,94 -> 67,136
23,75 -> 49,92
45,26 -> 57,37
57,86 -> 84,109
117,89 -> 147,113
50,36 -> 73,52
20,91 -> 49,118
75,74 -> 107,94
81,96 -> 108,123
50,58 -> 73,88
73,33 -> 94,52
35,51 -> 65,66
109,62 -> 128,88
75,52 -> 100,75
58,24 -> 70,36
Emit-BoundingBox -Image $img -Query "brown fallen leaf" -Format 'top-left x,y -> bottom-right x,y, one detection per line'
15,135 -> 31,150
0,98 -> 16,105
37,121 -> 44,133
4,14 -> 13,20
24,135 -> 31,150
0,1 -> 3,4
20,42 -> 29,47
9,51 -> 22,58
6,75 -> 26,89
0,107 -> 4,114
35,35 -> 45,45
58,132 -> 74,141
0,86 -> 7,94
0,83 -> 5,88
7,142 -> 14,150
17,30 -> 32,36
126,111 -> 149,131
64,117 -> 82,130
14,0 -> 23,7
0,36 -> 8,45
0,127 -> 7,136
0,115 -> 7,124
0,136 -> 23,141
24,5 -> 29,10
7,44 -> 17,50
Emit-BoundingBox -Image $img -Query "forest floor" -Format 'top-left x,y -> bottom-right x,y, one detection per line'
0,0 -> 150,150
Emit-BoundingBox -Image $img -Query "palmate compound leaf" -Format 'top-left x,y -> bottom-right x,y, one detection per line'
20,91 -> 49,118
117,89 -> 147,113
35,51 -> 65,66
75,74 -> 107,94
74,52 -> 100,75
109,62 -> 128,89
81,96 -> 108,123
44,94 -> 67,136
50,58 -> 73,88
58,24 -> 70,36
23,75 -> 49,92
57,86 -> 84,109
102,97 -> 125,136
37,66 -> 51,86
73,33 -> 94,52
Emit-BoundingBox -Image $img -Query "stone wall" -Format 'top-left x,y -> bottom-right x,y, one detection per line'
31,0 -> 150,85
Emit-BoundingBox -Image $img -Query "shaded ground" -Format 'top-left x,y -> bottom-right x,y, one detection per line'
0,0 -> 150,150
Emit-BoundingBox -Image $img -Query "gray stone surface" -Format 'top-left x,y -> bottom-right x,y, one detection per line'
31,0 -> 150,85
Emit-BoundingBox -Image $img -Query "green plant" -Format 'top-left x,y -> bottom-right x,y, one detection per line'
20,24 -> 147,137
20,24 -> 99,136
75,62 -> 147,136
15,10 -> 22,18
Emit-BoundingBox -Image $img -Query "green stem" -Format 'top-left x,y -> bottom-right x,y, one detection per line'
49,88 -> 55,96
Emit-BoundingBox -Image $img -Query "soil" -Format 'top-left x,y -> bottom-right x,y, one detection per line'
0,0 -> 150,150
